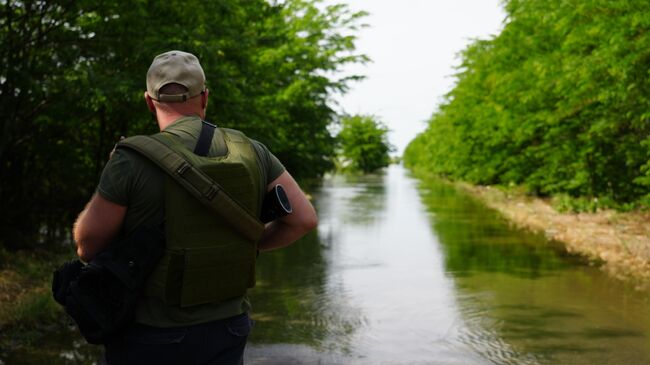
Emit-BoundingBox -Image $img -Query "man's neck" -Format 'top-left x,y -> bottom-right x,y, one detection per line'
157,111 -> 202,131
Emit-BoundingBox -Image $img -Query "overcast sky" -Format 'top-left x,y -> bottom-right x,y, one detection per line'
326,0 -> 506,154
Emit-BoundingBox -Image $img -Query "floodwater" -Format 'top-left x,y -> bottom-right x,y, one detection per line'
6,165 -> 650,364
245,165 -> 650,365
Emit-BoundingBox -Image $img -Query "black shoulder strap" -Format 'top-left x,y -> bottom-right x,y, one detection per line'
117,135 -> 264,242
193,120 -> 217,156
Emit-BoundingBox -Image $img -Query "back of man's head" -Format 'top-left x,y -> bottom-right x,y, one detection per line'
146,50 -> 206,103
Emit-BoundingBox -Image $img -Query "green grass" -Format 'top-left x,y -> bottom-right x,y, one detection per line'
0,246 -> 77,350
551,193 -> 648,213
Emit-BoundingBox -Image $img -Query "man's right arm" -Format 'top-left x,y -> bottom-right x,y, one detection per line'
257,171 -> 317,251
74,193 -> 126,262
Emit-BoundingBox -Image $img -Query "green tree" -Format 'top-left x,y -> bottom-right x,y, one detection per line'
337,115 -> 393,173
405,0 -> 650,209
0,0 -> 367,249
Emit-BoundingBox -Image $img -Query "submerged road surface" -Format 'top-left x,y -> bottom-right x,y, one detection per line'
245,165 -> 650,365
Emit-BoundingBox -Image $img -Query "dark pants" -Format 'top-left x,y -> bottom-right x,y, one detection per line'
104,313 -> 253,365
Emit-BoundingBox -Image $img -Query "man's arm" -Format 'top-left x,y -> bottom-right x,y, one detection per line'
257,171 -> 318,251
74,193 -> 127,262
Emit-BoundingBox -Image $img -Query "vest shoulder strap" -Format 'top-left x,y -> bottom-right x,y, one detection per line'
117,135 -> 264,242
193,120 -> 217,156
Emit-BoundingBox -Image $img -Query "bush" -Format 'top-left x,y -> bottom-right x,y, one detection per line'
337,115 -> 393,173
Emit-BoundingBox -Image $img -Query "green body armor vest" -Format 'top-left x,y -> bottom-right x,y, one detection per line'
142,129 -> 264,308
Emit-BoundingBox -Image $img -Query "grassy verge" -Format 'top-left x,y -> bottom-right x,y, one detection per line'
453,182 -> 650,290
0,247 -> 77,354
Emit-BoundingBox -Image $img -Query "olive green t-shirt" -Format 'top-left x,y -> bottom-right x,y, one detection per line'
96,115 -> 285,327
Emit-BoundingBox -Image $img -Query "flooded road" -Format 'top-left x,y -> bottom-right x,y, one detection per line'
6,165 -> 649,364
245,165 -> 650,364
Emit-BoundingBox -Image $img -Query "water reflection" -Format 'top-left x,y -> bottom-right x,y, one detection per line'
248,167 -> 481,364
418,175 -> 650,365
248,173 -> 387,355
418,181 -> 584,279
250,227 -> 364,353
327,173 -> 387,226
248,166 -> 650,364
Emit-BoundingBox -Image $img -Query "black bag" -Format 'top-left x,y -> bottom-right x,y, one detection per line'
52,226 -> 165,344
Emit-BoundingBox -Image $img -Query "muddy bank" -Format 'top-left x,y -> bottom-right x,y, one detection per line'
456,183 -> 650,289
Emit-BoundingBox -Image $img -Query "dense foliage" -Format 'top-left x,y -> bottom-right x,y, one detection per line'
336,115 -> 392,173
0,0 -> 367,248
404,0 -> 650,209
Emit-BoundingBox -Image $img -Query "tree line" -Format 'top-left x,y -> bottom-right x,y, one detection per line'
336,115 -> 393,173
0,0 -> 368,249
404,0 -> 650,210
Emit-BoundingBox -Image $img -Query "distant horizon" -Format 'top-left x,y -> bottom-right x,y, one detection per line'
325,0 -> 505,155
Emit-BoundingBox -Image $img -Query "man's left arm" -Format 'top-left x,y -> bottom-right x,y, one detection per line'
74,193 -> 126,262
257,171 -> 317,251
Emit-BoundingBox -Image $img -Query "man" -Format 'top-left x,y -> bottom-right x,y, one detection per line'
73,50 -> 318,364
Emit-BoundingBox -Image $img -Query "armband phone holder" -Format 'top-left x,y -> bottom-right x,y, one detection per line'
260,184 -> 293,223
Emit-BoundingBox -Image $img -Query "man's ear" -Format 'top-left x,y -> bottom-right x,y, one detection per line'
144,91 -> 156,113
201,89 -> 209,110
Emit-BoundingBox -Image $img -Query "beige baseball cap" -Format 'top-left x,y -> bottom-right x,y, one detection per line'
146,50 -> 206,102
